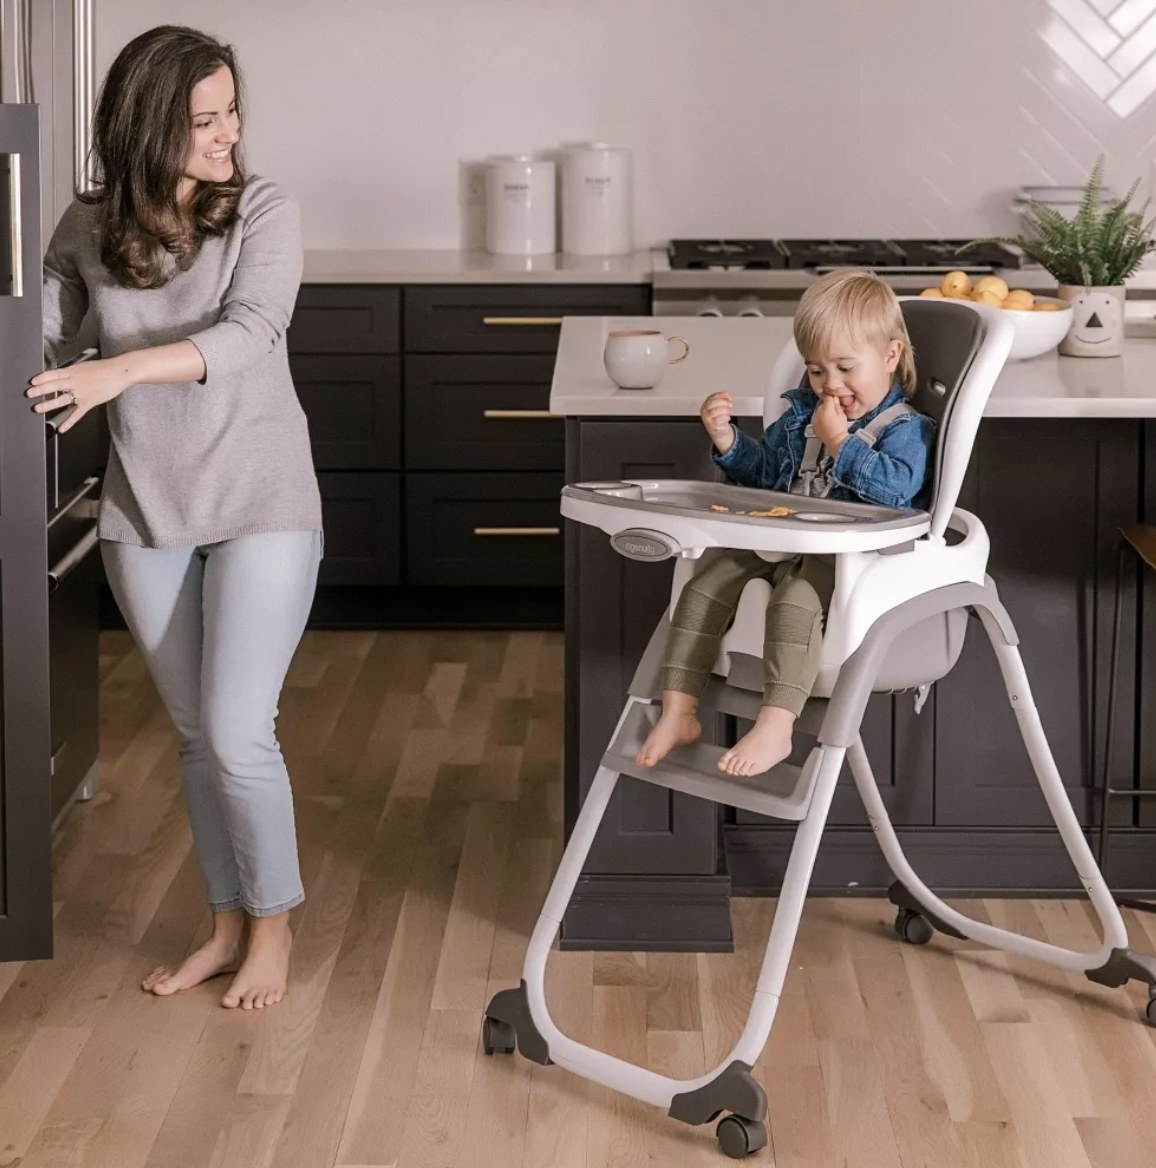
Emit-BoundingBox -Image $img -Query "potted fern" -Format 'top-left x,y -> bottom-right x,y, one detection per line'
976,158 -> 1156,357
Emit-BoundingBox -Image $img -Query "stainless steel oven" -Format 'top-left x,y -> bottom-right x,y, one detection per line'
651,237 -> 1040,318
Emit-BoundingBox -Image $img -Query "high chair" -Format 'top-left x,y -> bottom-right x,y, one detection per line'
482,299 -> 1156,1159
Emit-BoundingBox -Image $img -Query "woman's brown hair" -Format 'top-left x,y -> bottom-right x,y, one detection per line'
80,25 -> 247,289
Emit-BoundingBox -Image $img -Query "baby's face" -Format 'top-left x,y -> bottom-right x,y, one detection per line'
804,335 -> 901,420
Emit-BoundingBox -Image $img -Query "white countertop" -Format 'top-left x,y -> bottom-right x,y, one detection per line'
549,316 -> 1156,419
301,246 -> 1156,293
301,248 -> 657,284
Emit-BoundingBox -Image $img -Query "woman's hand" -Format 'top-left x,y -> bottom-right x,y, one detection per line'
812,394 -> 849,454
26,357 -> 134,434
700,391 -> 736,455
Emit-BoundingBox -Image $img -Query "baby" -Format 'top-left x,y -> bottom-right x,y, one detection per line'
636,268 -> 936,777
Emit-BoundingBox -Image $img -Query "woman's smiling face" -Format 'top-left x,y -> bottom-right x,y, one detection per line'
180,65 -> 240,199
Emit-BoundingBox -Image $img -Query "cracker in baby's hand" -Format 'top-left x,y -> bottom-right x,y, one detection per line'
709,504 -> 730,513
749,506 -> 793,518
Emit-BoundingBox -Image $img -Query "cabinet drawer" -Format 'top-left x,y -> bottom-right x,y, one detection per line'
405,355 -> 561,471
291,286 -> 400,354
318,472 -> 400,586
404,284 -> 651,353
406,472 -> 563,587
292,354 -> 400,470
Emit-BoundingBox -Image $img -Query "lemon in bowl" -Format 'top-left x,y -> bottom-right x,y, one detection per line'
1001,297 -> 1072,361
920,273 -> 1071,360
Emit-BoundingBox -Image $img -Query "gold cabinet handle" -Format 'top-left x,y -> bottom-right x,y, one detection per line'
481,316 -> 564,326
473,527 -> 561,537
482,409 -> 558,420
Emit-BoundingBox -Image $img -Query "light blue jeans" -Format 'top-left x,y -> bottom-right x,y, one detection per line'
102,530 -> 322,917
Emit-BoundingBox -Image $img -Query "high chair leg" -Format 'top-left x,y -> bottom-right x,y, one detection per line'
483,695 -> 849,1151
840,593 -> 1156,1023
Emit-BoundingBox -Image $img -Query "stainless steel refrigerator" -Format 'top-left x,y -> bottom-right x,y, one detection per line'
1,0 -> 99,962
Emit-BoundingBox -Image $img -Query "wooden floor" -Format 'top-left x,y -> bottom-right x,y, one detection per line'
2,630 -> 1156,1167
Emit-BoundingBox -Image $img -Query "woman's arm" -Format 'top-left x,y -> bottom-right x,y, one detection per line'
184,181 -> 303,386
42,206 -> 90,368
26,340 -> 206,434
29,180 -> 301,435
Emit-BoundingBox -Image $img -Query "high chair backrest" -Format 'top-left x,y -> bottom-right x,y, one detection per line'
764,299 -> 1014,540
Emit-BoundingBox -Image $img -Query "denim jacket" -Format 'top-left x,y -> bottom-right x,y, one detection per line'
714,384 -> 936,510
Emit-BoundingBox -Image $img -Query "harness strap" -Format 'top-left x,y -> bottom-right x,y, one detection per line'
792,401 -> 916,498
853,402 -> 916,447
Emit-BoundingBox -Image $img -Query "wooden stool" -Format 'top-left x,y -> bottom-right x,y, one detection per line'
1100,524 -> 1156,913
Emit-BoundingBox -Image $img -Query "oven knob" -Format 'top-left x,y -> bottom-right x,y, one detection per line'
737,298 -> 765,317
697,299 -> 724,317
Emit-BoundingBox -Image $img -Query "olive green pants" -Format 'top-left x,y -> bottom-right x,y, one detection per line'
662,550 -> 835,717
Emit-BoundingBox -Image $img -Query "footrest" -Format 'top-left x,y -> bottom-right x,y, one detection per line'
603,702 -> 820,821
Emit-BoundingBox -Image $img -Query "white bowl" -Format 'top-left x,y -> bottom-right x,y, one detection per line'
1002,297 -> 1073,361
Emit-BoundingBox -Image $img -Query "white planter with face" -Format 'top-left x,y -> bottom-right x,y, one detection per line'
1057,285 -> 1125,357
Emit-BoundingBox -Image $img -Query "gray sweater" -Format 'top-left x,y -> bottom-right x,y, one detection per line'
42,177 -> 322,548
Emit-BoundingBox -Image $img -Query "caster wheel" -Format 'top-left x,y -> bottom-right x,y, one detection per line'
716,1114 -> 768,1158
1145,993 -> 1156,1027
482,1016 -> 516,1056
895,908 -> 934,946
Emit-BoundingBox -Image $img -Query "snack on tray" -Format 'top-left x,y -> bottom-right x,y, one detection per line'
750,506 -> 793,518
710,504 -> 730,512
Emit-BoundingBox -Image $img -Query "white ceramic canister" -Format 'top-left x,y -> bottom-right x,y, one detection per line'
485,155 -> 557,256
561,141 -> 633,256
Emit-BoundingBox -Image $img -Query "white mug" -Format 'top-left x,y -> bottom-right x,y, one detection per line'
603,329 -> 690,389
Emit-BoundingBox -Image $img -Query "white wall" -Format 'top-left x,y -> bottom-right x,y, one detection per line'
96,0 -> 1156,249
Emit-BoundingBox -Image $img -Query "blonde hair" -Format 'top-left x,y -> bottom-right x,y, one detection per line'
793,268 -> 916,395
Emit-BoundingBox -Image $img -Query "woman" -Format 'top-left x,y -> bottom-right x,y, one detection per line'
32,25 -> 322,1010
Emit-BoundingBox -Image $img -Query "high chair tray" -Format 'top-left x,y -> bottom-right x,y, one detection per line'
560,480 -> 930,556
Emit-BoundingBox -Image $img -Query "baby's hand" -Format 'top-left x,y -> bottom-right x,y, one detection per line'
813,394 -> 849,451
700,391 -> 735,451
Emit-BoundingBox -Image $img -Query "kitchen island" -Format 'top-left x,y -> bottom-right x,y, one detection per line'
552,315 -> 1156,950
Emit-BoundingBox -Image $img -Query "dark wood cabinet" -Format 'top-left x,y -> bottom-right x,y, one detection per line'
317,472 -> 401,586
292,354 -> 401,470
934,419 -> 1139,827
291,286 -> 399,353
407,472 -> 564,587
287,281 -> 650,627
405,284 -> 650,353
405,355 -> 561,471
1137,421 -> 1156,828
564,414 -> 1156,946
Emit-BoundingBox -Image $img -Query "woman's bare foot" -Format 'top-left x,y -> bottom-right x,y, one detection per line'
719,706 -> 796,777
636,693 -> 702,767
222,913 -> 292,1010
142,910 -> 245,996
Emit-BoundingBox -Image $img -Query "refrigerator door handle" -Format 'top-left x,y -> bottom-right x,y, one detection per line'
48,474 -> 100,528
47,523 -> 99,592
72,0 -> 94,192
5,150 -> 22,297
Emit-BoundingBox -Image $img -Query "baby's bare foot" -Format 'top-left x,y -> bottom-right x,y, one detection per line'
636,711 -> 702,767
222,917 -> 292,1010
719,707 -> 796,777
142,929 -> 243,997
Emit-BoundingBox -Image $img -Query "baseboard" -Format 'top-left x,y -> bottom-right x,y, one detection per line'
560,874 -> 734,952
725,824 -> 1156,897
